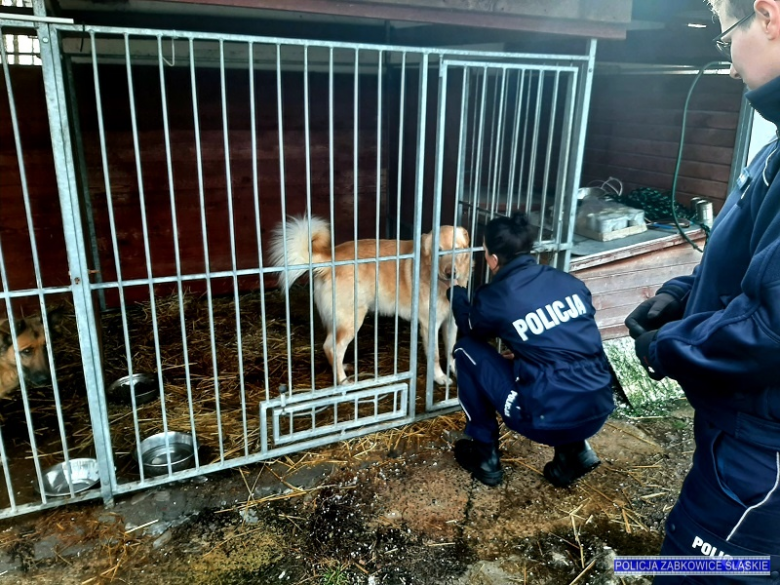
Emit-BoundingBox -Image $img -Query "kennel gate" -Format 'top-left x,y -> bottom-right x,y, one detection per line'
0,8 -> 595,517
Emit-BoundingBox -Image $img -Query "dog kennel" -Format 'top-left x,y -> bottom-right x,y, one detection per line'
0,1 -> 603,517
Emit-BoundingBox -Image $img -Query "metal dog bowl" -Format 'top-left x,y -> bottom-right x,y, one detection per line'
106,373 -> 159,406
38,458 -> 100,497
139,431 -> 196,476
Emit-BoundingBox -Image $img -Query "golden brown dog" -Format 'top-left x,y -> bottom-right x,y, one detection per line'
0,313 -> 58,400
270,216 -> 472,385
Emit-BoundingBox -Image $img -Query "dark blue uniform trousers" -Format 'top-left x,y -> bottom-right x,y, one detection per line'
453,337 -> 606,448
655,415 -> 780,584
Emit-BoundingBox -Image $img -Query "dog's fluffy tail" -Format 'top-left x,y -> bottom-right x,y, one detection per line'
269,216 -> 332,289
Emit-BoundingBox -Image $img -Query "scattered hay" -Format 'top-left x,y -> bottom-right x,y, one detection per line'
1,285 -> 448,498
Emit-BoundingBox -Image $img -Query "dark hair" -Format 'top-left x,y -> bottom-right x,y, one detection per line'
484,212 -> 536,266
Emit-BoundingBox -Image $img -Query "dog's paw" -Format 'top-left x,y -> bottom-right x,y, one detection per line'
434,373 -> 453,386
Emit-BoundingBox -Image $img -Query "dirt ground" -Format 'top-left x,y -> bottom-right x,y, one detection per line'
0,400 -> 695,585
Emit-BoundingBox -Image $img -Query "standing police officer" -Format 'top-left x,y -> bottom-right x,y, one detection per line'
625,1 -> 780,581
445,212 -> 614,487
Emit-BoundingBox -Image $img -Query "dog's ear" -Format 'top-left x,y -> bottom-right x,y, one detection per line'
0,319 -> 11,351
421,233 -> 433,257
46,307 -> 67,336
456,226 -> 470,247
0,317 -> 27,350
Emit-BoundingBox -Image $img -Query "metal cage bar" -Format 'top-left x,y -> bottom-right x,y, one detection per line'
0,15 -> 596,518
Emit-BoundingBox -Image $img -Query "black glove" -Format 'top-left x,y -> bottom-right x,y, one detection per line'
635,330 -> 664,380
625,293 -> 681,340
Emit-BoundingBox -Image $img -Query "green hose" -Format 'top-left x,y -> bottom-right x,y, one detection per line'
611,62 -> 729,252
669,60 -> 730,251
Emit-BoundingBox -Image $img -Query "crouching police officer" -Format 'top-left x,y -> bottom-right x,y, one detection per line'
445,212 -> 614,488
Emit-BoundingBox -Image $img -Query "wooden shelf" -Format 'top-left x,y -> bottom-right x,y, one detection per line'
570,227 -> 705,272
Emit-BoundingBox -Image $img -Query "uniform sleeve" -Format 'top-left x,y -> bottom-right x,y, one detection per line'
448,285 -> 501,340
649,202 -> 780,390
657,274 -> 695,306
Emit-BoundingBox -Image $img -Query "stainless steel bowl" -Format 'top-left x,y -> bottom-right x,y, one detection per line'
139,432 -> 196,476
106,373 -> 159,405
39,458 -> 100,497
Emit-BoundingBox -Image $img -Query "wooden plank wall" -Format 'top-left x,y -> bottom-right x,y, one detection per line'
1,65 -> 732,327
0,67 -> 70,304
0,64 -> 383,310
570,233 -> 706,339
390,66 -> 466,237
392,68 -> 568,237
582,73 -> 745,214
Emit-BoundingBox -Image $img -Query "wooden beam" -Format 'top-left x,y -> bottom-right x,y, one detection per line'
60,9 -> 386,43
388,24 -> 592,49
153,0 -> 631,39
327,0 -> 632,23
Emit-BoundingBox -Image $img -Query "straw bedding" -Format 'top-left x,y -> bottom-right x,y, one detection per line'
9,284 -> 439,475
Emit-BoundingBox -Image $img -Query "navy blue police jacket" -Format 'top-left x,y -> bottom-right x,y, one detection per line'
642,75 -> 780,451
448,254 -> 614,431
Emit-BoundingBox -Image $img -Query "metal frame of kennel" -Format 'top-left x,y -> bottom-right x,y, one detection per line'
0,4 -> 595,518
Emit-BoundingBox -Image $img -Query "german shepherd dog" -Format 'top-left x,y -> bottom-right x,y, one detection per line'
0,312 -> 60,400
270,216 -> 472,385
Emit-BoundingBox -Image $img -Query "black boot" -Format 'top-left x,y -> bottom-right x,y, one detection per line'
454,438 -> 503,486
543,440 -> 600,488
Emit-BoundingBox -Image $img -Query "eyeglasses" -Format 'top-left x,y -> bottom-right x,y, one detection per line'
713,12 -> 755,61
